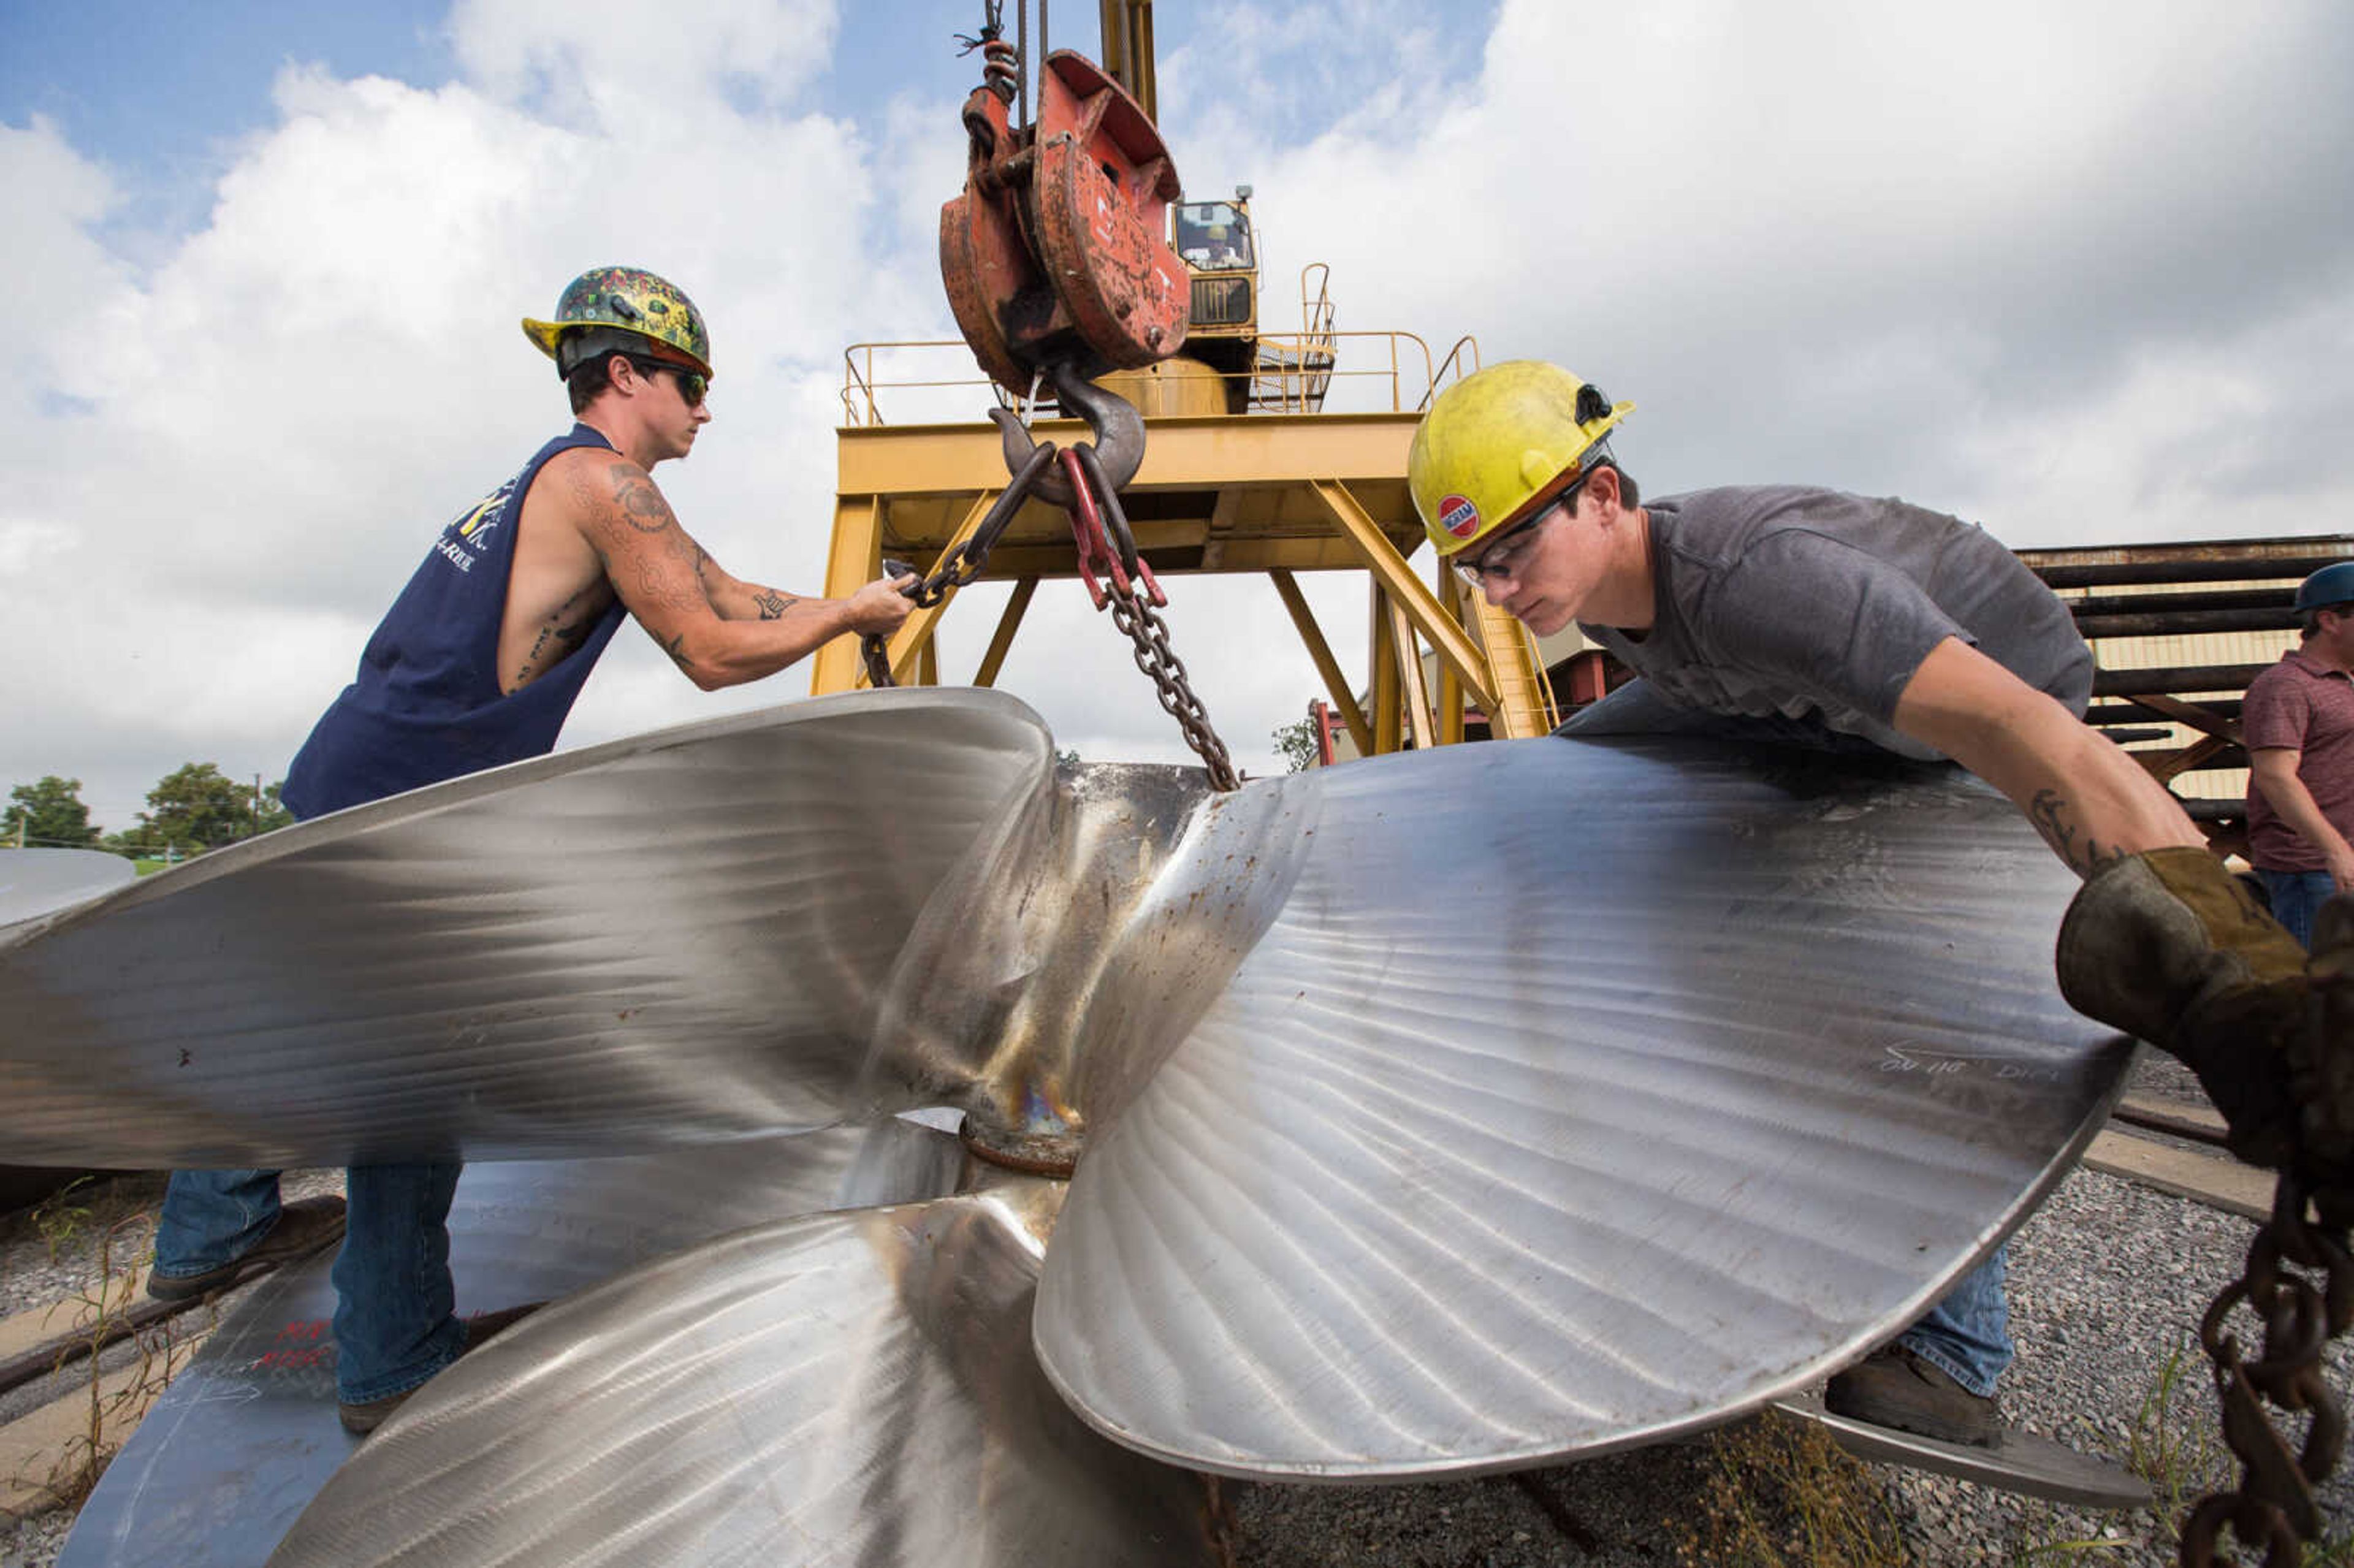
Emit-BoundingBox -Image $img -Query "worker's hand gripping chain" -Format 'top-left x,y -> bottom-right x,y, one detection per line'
858,434 -> 1060,690
2183,897 -> 2354,1568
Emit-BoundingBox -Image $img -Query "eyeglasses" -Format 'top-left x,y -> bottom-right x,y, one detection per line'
632,358 -> 707,408
1450,484 -> 1579,588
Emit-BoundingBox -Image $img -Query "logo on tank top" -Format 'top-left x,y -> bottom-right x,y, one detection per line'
434,481 -> 516,575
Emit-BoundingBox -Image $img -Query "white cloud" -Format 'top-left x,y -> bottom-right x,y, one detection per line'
448,0 -> 840,124
3,0 -> 2351,828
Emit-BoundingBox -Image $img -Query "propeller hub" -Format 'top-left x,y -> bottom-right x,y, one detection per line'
959,1118 -> 1081,1178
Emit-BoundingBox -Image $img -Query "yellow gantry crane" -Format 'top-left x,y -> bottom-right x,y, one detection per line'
809,1 -> 1554,757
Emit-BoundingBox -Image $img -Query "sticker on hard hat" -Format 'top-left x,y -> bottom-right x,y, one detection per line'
1438,494 -> 1481,538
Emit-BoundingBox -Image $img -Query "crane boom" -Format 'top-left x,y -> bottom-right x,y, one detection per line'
1097,0 -> 1157,119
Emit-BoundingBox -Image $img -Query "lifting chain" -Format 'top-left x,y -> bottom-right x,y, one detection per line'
859,436 -> 1059,690
2182,1174 -> 2353,1567
862,363 -> 1240,793
1060,440 -> 1240,791
2184,905 -> 2354,1567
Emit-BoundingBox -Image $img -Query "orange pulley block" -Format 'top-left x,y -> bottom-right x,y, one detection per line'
941,44 -> 1189,395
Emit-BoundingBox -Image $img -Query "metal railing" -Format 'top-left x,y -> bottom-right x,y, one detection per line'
840,341 -> 1012,428
1422,335 -> 1484,411
842,329 -> 1453,426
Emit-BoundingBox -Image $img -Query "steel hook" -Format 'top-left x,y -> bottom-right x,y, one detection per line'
992,361 -> 1145,508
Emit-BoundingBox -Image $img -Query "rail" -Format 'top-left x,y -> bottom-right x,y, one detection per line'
842,330 -> 1450,425
840,341 -> 1013,427
1423,335 -> 1484,410
1298,262 -> 1334,338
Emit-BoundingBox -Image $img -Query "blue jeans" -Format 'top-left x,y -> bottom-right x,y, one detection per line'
1558,679 -> 2014,1396
2256,868 -> 2339,951
154,1162 -> 464,1404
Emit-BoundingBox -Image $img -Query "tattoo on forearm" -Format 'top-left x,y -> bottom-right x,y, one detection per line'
662,630 -> 693,672
2028,789 -> 2127,875
753,588 -> 798,620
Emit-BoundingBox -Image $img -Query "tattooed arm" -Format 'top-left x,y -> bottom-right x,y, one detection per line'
566,457 -> 914,690
685,544 -> 814,623
1891,637 -> 2206,876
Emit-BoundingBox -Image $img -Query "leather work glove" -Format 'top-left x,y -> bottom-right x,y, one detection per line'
2054,848 -> 2334,1176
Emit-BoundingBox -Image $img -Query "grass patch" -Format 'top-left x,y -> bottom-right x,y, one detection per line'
1668,1408 -> 1908,1567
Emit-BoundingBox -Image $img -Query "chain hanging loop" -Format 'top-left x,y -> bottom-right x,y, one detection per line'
2182,1172 -> 2354,1567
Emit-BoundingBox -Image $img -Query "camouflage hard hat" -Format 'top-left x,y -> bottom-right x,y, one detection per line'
522,266 -> 714,380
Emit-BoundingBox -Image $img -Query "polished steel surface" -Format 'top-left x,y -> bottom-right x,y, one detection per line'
265,1177 -> 1219,1568
0,848 -> 136,927
0,691 -> 1049,1168
1770,1393 -> 2153,1509
63,1117 -> 967,1568
14,710 -> 2138,1548
1034,737 -> 2133,1479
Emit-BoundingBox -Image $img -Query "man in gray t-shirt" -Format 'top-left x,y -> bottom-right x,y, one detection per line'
1410,361 -> 2335,1449
1574,485 -> 2092,755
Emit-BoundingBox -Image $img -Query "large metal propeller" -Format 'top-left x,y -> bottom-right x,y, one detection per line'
5,692 -> 2133,1562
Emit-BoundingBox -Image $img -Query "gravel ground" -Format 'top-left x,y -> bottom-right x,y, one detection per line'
3,1095 -> 2346,1568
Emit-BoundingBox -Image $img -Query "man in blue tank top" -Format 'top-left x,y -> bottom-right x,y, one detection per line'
1411,361 -> 2339,1450
147,267 -> 918,1435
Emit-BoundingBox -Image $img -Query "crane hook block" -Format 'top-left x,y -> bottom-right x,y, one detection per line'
941,49 -> 1189,396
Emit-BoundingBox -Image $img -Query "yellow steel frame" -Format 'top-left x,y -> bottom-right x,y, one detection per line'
816,397 -> 1541,756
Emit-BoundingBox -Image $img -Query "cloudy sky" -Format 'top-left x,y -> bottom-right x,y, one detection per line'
4,0 -> 2350,835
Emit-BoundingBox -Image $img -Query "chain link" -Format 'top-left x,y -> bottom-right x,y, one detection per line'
861,439 -> 1059,690
1105,585 -> 1241,791
867,362 -> 1239,791
1065,439 -> 1240,790
2182,1173 -> 2354,1567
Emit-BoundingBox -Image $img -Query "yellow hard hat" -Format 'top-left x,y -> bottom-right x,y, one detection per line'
522,265 -> 714,380
1410,360 -> 1632,557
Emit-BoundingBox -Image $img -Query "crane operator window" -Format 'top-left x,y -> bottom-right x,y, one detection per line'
1176,203 -> 1254,271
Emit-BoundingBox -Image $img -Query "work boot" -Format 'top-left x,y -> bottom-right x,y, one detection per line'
337,1301 -> 544,1436
1824,1344 -> 2000,1447
147,1195 -> 348,1303
2055,848 -> 2317,1171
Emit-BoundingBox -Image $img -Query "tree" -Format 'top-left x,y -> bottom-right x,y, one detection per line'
132,764 -> 292,856
1271,712 -> 1322,774
2,775 -> 101,848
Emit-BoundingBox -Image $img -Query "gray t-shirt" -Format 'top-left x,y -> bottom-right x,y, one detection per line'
1576,487 -> 2092,762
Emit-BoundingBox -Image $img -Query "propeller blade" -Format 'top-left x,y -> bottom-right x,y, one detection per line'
0,691 -> 1048,1168
1035,736 -> 2132,1479
0,848 -> 136,927
63,1120 -> 972,1567
265,1180 -> 1223,1568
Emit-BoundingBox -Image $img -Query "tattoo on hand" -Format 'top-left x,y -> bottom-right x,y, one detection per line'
2029,789 -> 2127,875
753,588 -> 798,621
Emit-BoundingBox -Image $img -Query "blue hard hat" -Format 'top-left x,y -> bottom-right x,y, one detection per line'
2295,561 -> 2354,614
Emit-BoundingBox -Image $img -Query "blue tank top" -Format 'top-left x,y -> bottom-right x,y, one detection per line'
283,424 -> 630,817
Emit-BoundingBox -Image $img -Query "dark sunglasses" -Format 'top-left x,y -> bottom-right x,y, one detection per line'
632,357 -> 707,408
